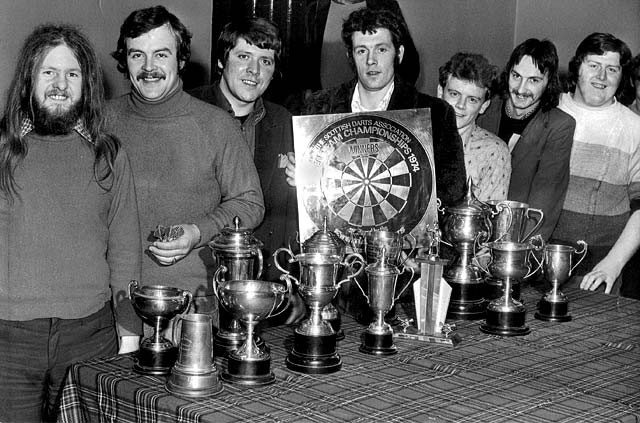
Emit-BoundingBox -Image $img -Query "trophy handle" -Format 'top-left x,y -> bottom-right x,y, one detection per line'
255,249 -> 264,279
521,207 -> 544,242
525,250 -> 544,279
436,197 -> 444,213
172,314 -> 184,346
394,266 -> 416,303
353,276 -> 369,304
493,201 -> 513,242
128,280 -> 139,299
212,265 -> 227,300
268,275 -> 294,319
570,240 -> 588,274
272,247 -> 295,274
336,252 -> 365,287
399,233 -> 417,266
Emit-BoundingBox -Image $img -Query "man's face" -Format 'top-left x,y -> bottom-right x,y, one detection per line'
125,24 -> 182,102
438,75 -> 490,131
34,44 -> 82,116
507,55 -> 549,117
218,37 -> 275,113
351,28 -> 404,93
574,52 -> 622,108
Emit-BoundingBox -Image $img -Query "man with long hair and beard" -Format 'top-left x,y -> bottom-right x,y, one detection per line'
0,25 -> 141,422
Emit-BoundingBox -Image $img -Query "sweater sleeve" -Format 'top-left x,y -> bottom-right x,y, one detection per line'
193,117 -> 265,245
107,147 -> 143,337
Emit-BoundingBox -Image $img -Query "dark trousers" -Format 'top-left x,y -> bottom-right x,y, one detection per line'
0,303 -> 118,423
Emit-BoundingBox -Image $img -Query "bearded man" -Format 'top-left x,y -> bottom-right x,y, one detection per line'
0,25 -> 141,422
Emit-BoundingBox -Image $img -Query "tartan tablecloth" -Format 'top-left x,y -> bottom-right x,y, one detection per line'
58,286 -> 640,423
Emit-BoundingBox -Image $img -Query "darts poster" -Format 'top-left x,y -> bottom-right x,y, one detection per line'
293,109 -> 438,245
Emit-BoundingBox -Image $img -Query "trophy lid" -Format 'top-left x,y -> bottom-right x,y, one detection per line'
209,216 -> 263,252
446,177 -> 486,216
302,217 -> 346,256
365,247 -> 401,275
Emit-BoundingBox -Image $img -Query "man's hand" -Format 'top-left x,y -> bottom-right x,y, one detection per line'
118,335 -> 140,354
284,292 -> 307,324
285,152 -> 296,187
149,223 -> 201,265
580,257 -> 622,294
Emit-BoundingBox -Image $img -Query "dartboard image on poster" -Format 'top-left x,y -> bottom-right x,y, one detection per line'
293,109 -> 438,243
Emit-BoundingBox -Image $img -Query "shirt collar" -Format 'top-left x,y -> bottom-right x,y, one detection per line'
351,81 -> 395,112
20,117 -> 93,143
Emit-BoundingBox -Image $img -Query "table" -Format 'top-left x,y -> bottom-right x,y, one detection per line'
58,286 -> 640,423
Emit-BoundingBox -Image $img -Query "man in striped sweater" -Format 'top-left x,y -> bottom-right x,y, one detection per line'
552,33 -> 640,298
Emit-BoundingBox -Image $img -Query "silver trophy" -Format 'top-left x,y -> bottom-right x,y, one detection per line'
478,239 -> 543,336
535,241 -> 588,322
486,200 -> 543,243
128,280 -> 192,375
274,249 -> 364,374
354,248 -> 414,355
216,279 -> 290,386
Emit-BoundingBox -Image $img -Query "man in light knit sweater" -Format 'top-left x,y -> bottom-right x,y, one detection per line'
0,25 -> 141,422
437,52 -> 510,202
552,33 -> 640,299
107,7 -> 264,329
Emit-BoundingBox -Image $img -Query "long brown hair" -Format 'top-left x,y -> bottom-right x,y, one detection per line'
0,24 -> 119,201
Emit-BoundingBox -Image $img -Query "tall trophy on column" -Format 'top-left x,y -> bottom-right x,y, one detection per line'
274,245 -> 364,374
535,241 -> 587,322
209,216 -> 264,356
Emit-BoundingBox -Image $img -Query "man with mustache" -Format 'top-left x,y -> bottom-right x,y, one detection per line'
552,33 -> 640,298
477,39 -> 575,241
107,6 -> 264,329
189,17 -> 305,323
0,25 -> 141,421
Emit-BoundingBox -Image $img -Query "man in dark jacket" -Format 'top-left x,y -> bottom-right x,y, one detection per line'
190,17 -> 304,322
477,39 -> 575,241
301,7 -> 466,207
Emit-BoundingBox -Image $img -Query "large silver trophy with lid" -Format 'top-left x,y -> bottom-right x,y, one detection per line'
209,216 -> 264,356
274,220 -> 364,374
439,180 -> 510,320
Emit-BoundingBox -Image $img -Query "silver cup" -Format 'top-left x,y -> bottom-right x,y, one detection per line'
365,230 -> 417,266
166,313 -> 222,397
486,200 -> 544,243
216,279 -> 290,385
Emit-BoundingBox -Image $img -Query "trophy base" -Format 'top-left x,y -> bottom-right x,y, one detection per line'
221,355 -> 275,386
359,331 -> 397,355
214,332 -> 266,357
446,280 -> 486,320
134,347 -> 178,376
165,369 -> 223,397
286,332 -> 341,374
485,277 -> 521,302
480,308 -> 530,336
535,299 -> 571,322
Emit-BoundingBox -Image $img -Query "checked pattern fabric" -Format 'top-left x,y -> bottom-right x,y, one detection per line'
58,286 -> 640,423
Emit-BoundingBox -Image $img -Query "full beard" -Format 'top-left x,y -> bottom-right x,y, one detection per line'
32,99 -> 82,136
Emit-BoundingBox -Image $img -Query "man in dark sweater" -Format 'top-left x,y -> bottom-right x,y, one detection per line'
107,6 -> 264,326
0,25 -> 141,422
190,17 -> 304,322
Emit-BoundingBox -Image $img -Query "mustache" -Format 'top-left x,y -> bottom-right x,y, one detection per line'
510,89 -> 533,98
46,88 -> 69,97
136,70 -> 166,80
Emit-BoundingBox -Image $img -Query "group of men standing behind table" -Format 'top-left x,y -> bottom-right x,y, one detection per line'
0,4 -> 638,422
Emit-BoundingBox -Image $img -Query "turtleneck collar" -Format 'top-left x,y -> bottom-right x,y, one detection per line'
127,79 -> 191,119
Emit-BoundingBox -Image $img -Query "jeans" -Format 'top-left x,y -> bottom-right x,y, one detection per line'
0,303 -> 118,423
